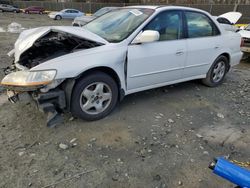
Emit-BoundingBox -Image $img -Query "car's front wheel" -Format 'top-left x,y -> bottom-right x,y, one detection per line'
71,72 -> 118,121
55,15 -> 62,20
202,55 -> 229,87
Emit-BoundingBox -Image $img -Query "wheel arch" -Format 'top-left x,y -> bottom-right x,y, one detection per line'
218,52 -> 231,71
62,66 -> 124,112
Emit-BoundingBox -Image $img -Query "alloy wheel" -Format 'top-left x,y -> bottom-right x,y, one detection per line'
79,82 -> 112,115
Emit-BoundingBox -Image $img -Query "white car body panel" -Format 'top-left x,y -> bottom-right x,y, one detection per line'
127,39 -> 187,90
239,29 -> 250,38
7,6 -> 243,97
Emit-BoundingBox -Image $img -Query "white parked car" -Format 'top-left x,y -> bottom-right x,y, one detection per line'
1,6 -> 242,127
48,9 -> 84,20
238,24 -> 250,57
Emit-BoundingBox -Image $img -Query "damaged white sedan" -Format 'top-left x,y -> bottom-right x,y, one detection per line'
1,6 -> 242,127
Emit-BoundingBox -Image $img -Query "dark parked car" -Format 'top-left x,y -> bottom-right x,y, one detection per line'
0,4 -> 20,13
24,6 -> 45,14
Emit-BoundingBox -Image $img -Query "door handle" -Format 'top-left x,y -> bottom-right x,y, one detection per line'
214,46 -> 220,49
176,51 -> 184,56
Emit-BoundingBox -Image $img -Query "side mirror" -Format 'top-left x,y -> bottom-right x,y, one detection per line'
132,30 -> 160,44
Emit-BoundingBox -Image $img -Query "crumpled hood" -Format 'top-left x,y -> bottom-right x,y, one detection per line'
238,29 -> 250,38
13,26 -> 108,62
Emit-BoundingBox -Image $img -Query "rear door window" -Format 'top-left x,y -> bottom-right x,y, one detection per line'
185,11 -> 220,38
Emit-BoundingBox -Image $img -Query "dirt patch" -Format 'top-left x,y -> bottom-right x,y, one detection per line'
0,12 -> 250,188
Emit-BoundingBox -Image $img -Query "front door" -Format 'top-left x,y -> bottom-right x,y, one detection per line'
127,10 -> 187,91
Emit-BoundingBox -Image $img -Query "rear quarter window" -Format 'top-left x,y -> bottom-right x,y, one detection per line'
185,11 -> 220,38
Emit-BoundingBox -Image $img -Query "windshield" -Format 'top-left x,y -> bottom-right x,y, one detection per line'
84,8 -> 154,43
94,8 -> 110,17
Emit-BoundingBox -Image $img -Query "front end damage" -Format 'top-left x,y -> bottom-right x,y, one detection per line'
1,27 -> 104,127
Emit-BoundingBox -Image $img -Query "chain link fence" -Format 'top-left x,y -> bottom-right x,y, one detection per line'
1,0 -> 249,23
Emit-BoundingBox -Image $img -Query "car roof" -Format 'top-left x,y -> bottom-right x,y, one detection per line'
125,5 -> 159,9
63,9 -> 79,11
124,5 -> 209,14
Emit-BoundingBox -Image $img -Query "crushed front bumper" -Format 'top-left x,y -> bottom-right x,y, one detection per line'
5,88 -> 67,127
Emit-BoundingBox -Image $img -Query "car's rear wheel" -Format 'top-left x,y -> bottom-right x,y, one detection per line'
25,11 -> 29,14
55,15 -> 62,20
39,11 -> 43,14
202,55 -> 229,87
71,72 -> 118,121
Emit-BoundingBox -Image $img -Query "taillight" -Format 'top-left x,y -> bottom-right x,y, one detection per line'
240,38 -> 244,47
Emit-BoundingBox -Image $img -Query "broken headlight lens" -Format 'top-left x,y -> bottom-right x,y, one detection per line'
1,70 -> 56,87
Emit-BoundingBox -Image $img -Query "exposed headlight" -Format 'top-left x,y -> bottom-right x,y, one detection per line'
1,70 -> 56,87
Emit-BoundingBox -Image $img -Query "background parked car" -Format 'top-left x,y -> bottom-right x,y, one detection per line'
48,9 -> 84,20
24,6 -> 45,14
238,24 -> 250,59
72,7 -> 118,26
0,4 -> 20,13
215,12 -> 242,32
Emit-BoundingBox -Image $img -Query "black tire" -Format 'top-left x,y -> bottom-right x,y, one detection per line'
39,11 -> 43,14
71,71 -> 118,121
25,11 -> 29,14
202,55 -> 229,87
55,15 -> 62,20
0,9 -> 4,12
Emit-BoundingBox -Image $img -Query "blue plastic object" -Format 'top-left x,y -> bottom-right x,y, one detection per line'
213,157 -> 250,188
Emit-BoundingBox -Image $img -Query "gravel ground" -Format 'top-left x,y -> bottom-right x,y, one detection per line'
0,13 -> 249,188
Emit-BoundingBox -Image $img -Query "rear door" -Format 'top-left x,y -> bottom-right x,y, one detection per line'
183,11 -> 222,78
127,10 -> 187,90
70,10 -> 80,19
63,10 -> 72,19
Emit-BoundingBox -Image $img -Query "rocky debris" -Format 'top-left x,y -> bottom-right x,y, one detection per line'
155,115 -> 162,119
178,181 -> 183,186
59,143 -> 69,150
176,113 -> 181,118
167,119 -> 174,123
112,173 -> 119,181
70,138 -> 77,143
89,138 -> 97,142
18,151 -> 25,156
196,134 -> 203,138
153,174 -> 161,181
7,22 -> 25,33
203,151 -> 209,155
217,113 -> 225,119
